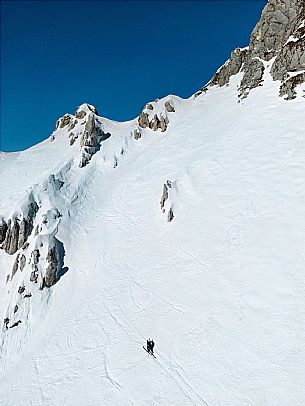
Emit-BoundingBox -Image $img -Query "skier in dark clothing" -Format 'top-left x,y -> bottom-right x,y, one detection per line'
146,338 -> 155,355
150,339 -> 155,355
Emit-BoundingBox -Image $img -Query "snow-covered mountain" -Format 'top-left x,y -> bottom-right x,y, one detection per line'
1,1 -> 304,405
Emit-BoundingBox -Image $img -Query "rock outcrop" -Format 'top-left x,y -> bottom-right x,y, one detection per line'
279,72 -> 305,99
160,184 -> 169,209
40,238 -> 68,289
160,180 -> 175,221
138,112 -> 168,132
196,0 -> 305,99
1,199 -> 39,255
210,48 -> 248,88
133,129 -> 142,140
137,98 -> 177,133
165,101 -> 175,112
239,59 -> 265,97
56,114 -> 73,129
19,254 -> 26,271
79,113 -> 111,168
0,217 -> 7,243
2,219 -> 20,255
168,208 -> 174,222
138,112 -> 150,129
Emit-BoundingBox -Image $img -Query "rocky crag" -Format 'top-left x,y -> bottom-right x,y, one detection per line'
196,0 -> 305,100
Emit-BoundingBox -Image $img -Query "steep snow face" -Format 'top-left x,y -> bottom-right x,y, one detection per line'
0,63 -> 305,405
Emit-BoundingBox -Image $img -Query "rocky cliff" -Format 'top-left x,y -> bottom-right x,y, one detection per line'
196,0 -> 305,99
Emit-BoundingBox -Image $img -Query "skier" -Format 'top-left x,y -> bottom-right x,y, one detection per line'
147,338 -> 152,354
144,338 -> 156,357
150,339 -> 155,355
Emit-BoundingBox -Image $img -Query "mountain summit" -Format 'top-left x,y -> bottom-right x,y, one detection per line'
0,1 -> 305,405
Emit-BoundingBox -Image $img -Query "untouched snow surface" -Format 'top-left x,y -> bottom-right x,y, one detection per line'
0,71 -> 305,406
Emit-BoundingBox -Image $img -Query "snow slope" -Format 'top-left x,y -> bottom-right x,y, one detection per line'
0,66 -> 305,405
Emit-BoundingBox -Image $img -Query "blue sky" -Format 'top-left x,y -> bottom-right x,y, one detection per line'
1,0 -> 265,152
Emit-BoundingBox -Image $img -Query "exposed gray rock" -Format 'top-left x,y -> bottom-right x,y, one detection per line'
239,59 -> 265,97
138,112 -> 150,128
19,254 -> 26,271
149,114 -> 168,132
32,249 -> 40,264
18,286 -> 25,294
279,72 -> 305,99
133,129 -> 142,140
0,217 -> 7,244
145,103 -> 154,110
271,39 -> 305,81
2,219 -> 19,255
17,201 -> 39,250
212,48 -> 248,87
149,114 -> 159,131
43,247 -> 58,288
138,108 -> 169,132
165,101 -> 175,112
56,114 -> 72,129
196,0 -> 305,99
41,238 -> 68,289
18,219 -> 27,249
240,0 -> 304,97
79,113 -> 111,168
168,208 -> 174,222
160,184 -> 169,209
24,293 -> 32,298
14,305 -> 18,313
248,0 -> 304,61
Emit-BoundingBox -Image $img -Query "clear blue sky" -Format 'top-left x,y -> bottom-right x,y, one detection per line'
1,0 -> 265,152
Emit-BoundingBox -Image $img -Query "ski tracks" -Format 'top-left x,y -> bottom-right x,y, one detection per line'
154,354 -> 210,406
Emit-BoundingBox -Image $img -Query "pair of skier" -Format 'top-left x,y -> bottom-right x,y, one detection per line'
146,338 -> 155,355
